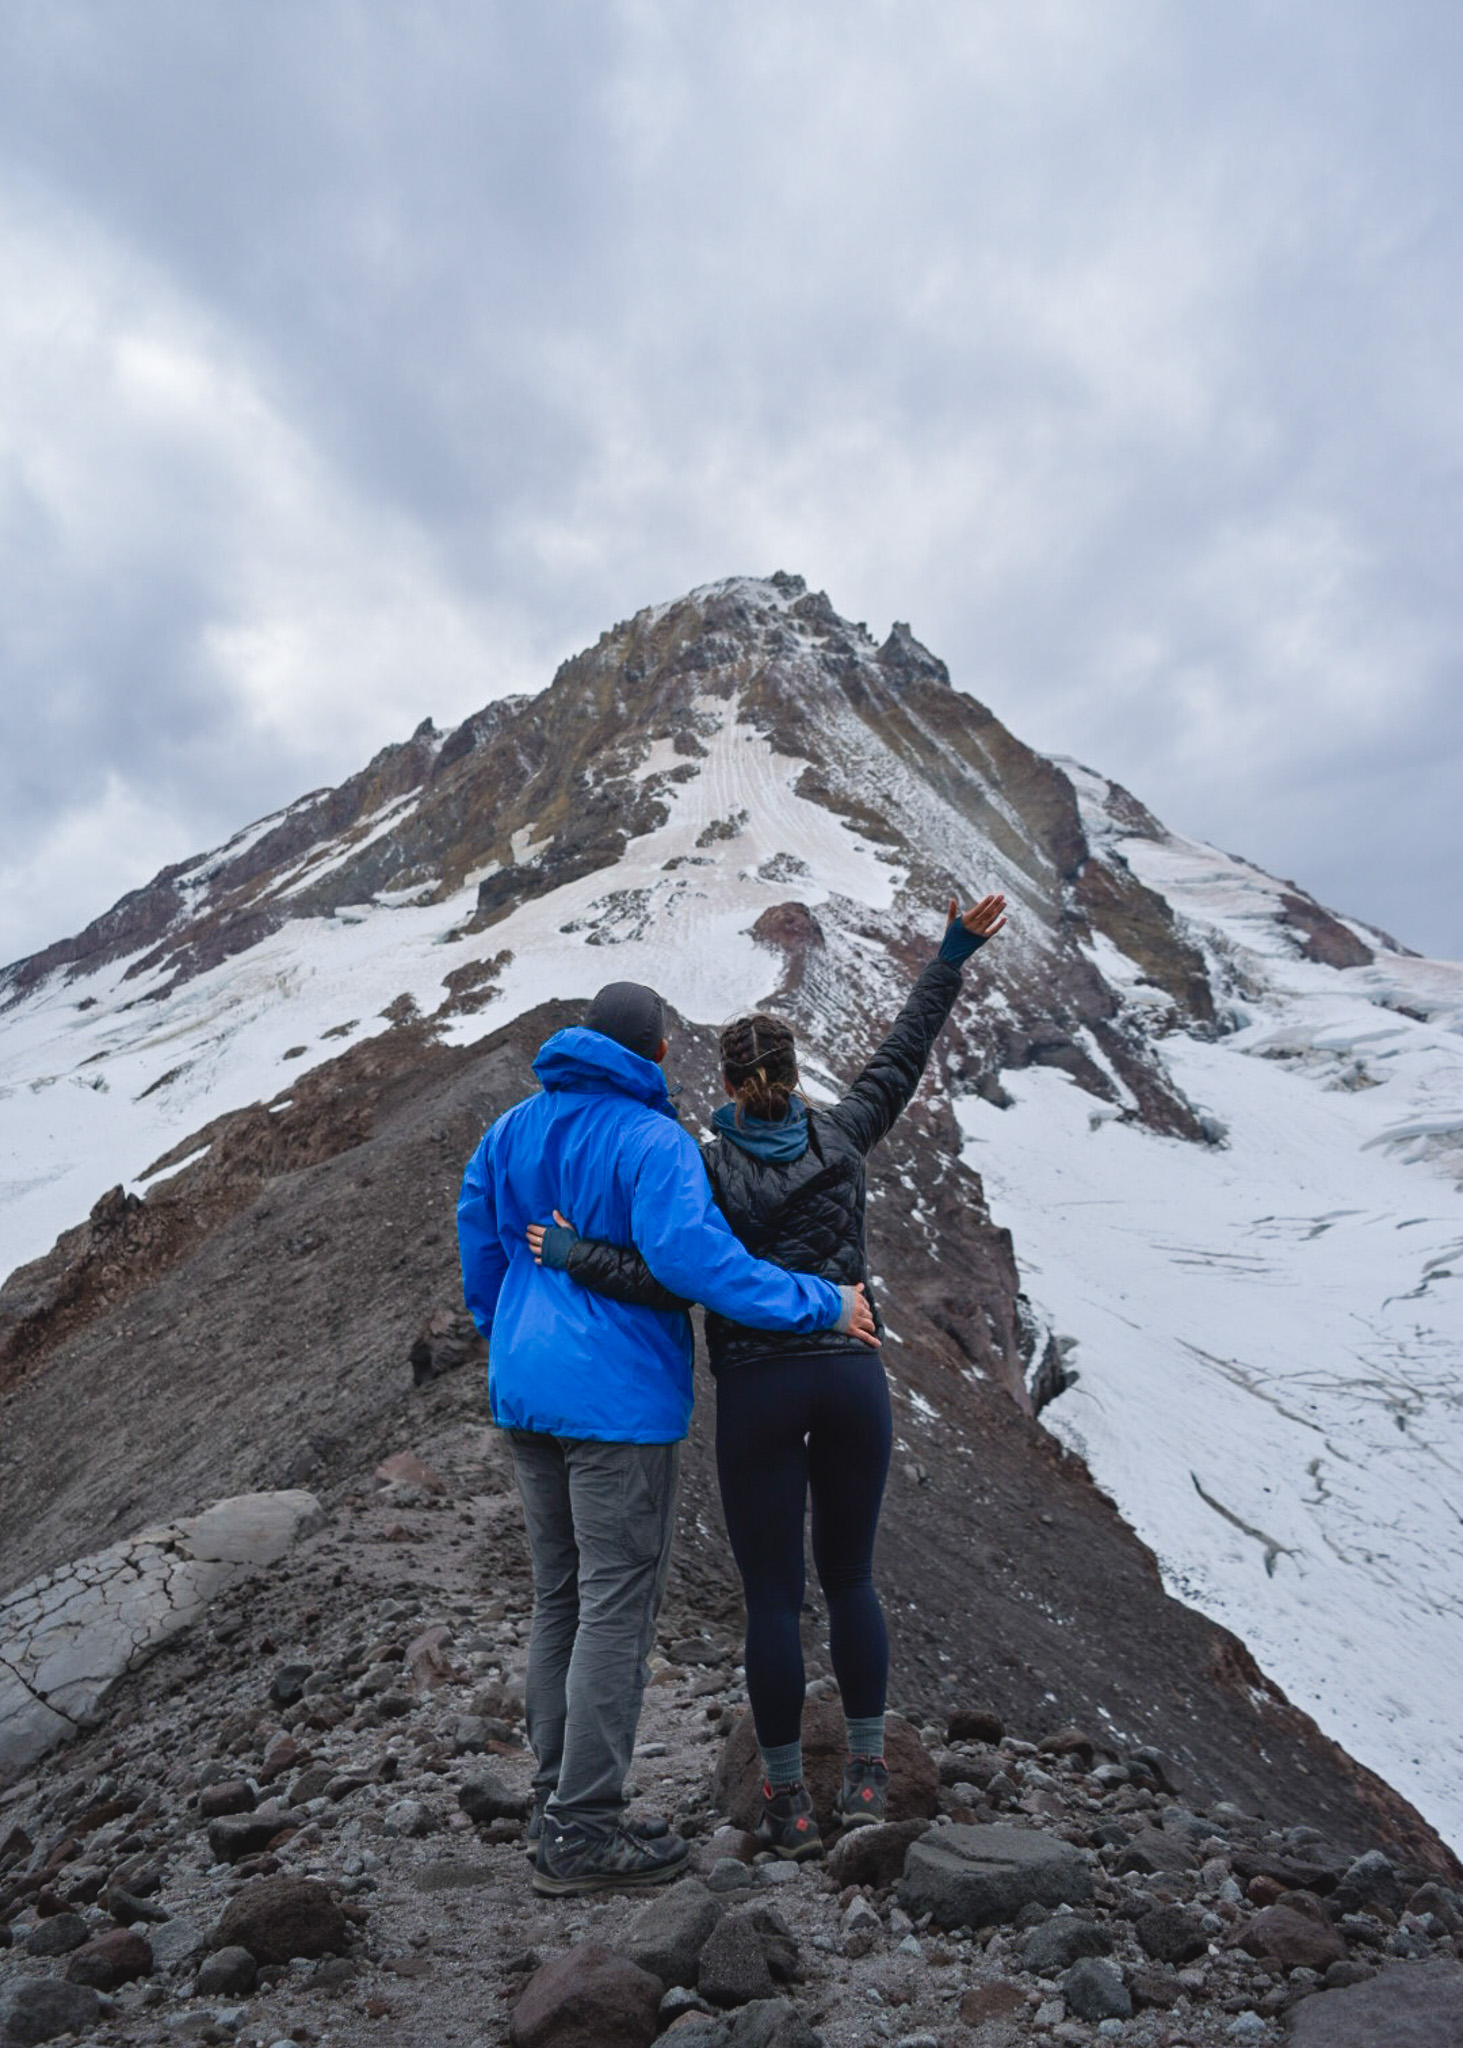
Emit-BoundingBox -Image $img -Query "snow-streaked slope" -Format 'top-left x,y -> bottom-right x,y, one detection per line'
0,698 -> 907,1278
962,764 -> 1463,1852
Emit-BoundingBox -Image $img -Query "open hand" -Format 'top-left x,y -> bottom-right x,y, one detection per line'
526,1209 -> 574,1264
847,1282 -> 881,1350
949,892 -> 1007,941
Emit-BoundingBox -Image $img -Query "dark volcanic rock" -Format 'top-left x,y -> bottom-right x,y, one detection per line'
1116,1825 -> 1200,1875
899,1822 -> 1093,1929
458,1770 -> 531,1823
1233,1903 -> 1345,1971
1286,1958 -> 1463,2047
1136,1903 -> 1208,1965
199,1779 -> 256,1819
207,1809 -> 301,1863
1063,1955 -> 1132,2021
0,1977 -> 103,2045
714,1700 -> 935,1834
65,1926 -> 153,1989
1021,1916 -> 1112,1973
698,1913 -> 776,2008
947,1707 -> 1004,1745
1332,1848 -> 1406,1918
212,1876 -> 348,1964
23,1914 -> 89,1956
725,2001 -> 823,2048
825,1818 -> 931,1890
617,1878 -> 722,1988
510,1941 -> 661,2048
196,1946 -> 258,1996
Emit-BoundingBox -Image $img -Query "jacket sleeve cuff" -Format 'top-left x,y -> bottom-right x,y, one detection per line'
833,1284 -> 858,1333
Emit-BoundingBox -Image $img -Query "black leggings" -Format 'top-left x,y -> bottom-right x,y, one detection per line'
715,1349 -> 893,1750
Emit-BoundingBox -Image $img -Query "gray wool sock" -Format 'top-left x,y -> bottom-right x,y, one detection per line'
845,1714 -> 885,1760
760,1739 -> 803,1789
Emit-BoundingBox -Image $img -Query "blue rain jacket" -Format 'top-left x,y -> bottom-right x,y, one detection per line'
457,1026 -> 845,1442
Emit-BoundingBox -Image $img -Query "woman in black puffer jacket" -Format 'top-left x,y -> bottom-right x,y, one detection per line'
529,891 -> 1006,1859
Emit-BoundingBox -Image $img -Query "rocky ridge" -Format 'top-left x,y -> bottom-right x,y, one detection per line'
1,1407 -> 1460,2048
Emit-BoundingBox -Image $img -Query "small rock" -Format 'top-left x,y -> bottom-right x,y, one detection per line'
826,1819 -> 930,1891
698,1907 -> 796,2009
1063,1956 -> 1132,2022
1116,1826 -> 1199,1876
458,1771 -> 531,1824
207,1811 -> 300,1864
381,1797 -> 430,1837
1022,1916 -> 1113,1973
1136,1902 -> 1208,1965
707,1857 -> 755,1893
618,1879 -> 723,1988
199,1781 -> 256,1820
947,1707 -> 1004,1744
724,1995 -> 823,2047
899,1822 -> 1093,1929
1331,1849 -> 1405,1919
24,1914 -> 90,1957
149,1918 -> 209,1971
510,1941 -> 661,2048
65,1926 -> 154,1989
106,1887 -> 171,1926
1233,1904 -> 1344,1972
211,1877 -> 348,1965
0,1977 -> 103,2045
197,1947 -> 258,1997
268,1662 -> 314,1707
1038,1727 -> 1096,1768
841,1895 -> 882,1959
1226,2016 -> 1267,2041
959,1980 -> 1026,2026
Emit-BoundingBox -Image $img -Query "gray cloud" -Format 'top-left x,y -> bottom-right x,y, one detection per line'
1,0 -> 1459,964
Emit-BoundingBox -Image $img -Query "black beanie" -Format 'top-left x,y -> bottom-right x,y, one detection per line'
584,981 -> 666,1061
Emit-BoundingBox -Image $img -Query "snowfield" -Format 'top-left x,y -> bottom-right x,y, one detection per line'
963,769 -> 1463,1852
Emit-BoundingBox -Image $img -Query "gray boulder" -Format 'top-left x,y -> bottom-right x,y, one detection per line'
1331,1849 -> 1405,1918
1287,1959 -> 1463,2047
1021,1916 -> 1112,1973
23,1915 -> 90,1957
510,1941 -> 661,2048
1063,1956 -> 1132,2021
728,2000 -> 824,2047
899,1823 -> 1093,1929
619,1877 -> 722,1987
699,1914 -> 774,2008
0,1977 -> 103,2046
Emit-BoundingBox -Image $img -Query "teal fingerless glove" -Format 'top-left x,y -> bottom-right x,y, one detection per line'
938,918 -> 988,966
538,1223 -> 579,1271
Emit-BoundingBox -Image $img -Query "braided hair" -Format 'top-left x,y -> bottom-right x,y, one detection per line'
719,1012 -> 799,1123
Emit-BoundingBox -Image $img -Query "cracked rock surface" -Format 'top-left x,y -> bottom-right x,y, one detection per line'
0,1493 -> 322,1777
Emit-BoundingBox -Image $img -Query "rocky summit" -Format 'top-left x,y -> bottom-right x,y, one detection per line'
0,574 -> 1461,2042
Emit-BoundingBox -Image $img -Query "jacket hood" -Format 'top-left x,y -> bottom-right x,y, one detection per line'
533,1026 -> 677,1117
711,1098 -> 810,1163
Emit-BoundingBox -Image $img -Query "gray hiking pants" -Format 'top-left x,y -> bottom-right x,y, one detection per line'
508,1430 -> 680,1833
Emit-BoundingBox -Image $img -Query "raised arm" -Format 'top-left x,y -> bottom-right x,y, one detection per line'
827,892 -> 1006,1156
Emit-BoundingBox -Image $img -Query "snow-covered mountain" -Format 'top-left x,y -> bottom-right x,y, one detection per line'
2,572 -> 1460,1854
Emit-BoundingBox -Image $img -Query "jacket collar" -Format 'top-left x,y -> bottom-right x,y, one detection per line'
711,1098 -> 810,1162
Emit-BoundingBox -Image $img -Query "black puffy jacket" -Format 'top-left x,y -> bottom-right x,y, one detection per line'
561,954 -> 967,1373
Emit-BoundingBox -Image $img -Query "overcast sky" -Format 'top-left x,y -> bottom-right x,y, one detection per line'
2,1 -> 1460,966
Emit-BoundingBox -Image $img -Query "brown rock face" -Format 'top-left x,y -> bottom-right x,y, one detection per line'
713,1701 -> 937,1835
211,1876 -> 348,1965
1231,1901 -> 1346,1971
509,1942 -> 661,2048
64,1927 -> 154,1989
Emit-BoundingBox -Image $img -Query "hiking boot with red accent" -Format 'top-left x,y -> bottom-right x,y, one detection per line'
752,1780 -> 823,1862
834,1754 -> 888,1830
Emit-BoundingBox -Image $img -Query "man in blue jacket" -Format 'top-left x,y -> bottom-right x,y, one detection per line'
458,981 -> 870,1895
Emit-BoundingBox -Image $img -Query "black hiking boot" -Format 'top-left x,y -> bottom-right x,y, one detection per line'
752,1781 -> 823,1863
525,1795 -> 672,1859
532,1816 -> 689,1896
834,1754 -> 888,1830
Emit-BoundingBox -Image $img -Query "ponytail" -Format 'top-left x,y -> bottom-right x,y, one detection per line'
719,1012 -> 799,1124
